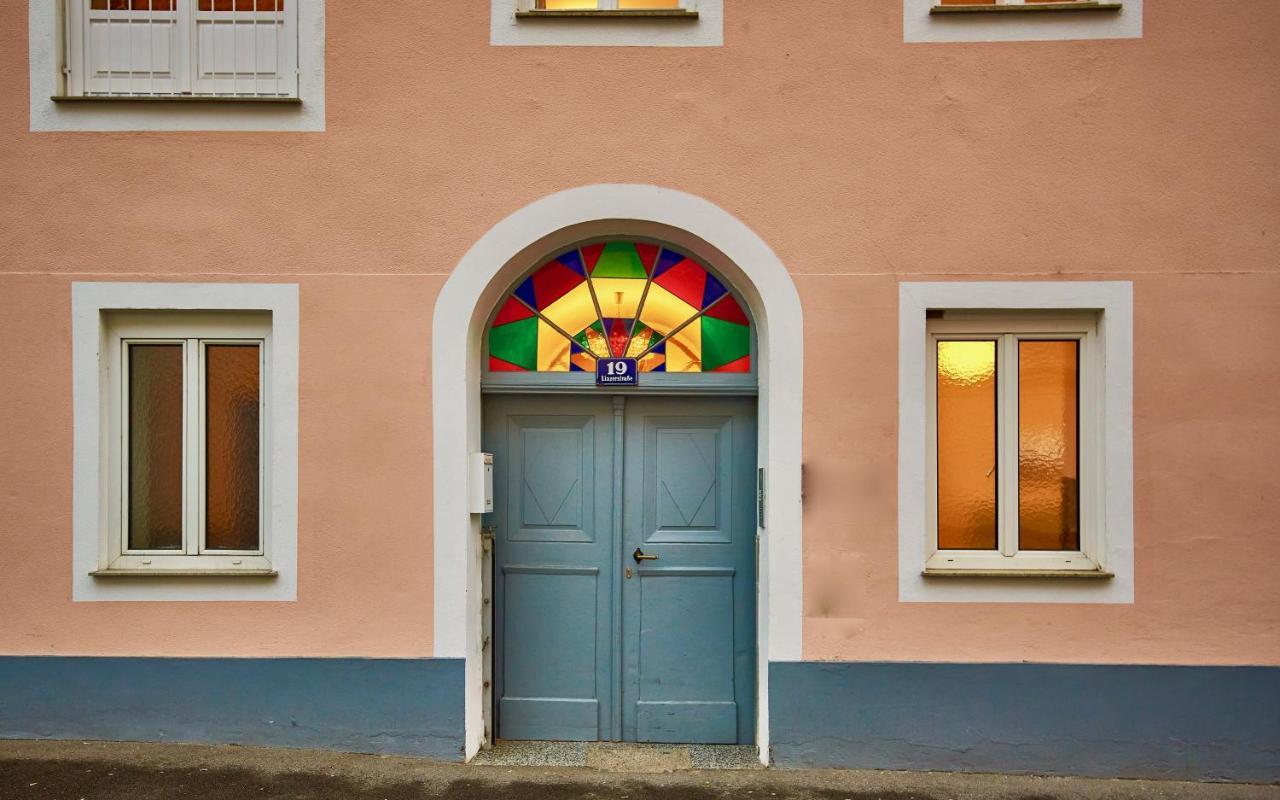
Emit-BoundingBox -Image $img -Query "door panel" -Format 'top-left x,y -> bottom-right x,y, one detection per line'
511,420 -> 595,543
486,394 -> 756,744
485,396 -> 616,741
499,566 -> 601,740
635,567 -> 739,743
623,397 -> 757,744
647,420 -> 732,543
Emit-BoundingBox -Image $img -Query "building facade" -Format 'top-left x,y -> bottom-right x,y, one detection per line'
2,0 -> 1278,782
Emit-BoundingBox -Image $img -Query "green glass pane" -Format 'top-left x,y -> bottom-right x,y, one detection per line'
591,242 -> 648,279
700,316 -> 749,372
489,316 -> 539,370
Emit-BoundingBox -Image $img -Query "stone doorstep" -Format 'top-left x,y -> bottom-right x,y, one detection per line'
471,741 -> 764,773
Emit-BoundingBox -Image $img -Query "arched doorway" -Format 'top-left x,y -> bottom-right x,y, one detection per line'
431,185 -> 803,763
483,239 -> 757,744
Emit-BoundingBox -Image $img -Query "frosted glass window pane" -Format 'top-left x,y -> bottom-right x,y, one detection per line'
128,344 -> 184,551
618,0 -> 682,7
936,340 -> 998,550
1018,340 -> 1080,551
205,344 -> 261,551
535,0 -> 599,8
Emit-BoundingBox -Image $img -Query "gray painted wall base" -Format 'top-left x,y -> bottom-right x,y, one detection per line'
0,657 -> 464,760
770,662 -> 1280,782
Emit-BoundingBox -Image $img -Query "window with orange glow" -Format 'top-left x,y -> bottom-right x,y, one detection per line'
928,315 -> 1096,570
533,0 -> 684,9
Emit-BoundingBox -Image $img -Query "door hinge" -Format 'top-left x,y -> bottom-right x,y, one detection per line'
480,525 -> 495,552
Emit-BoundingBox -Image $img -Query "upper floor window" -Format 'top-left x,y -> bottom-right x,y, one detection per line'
907,0 -> 1139,42
62,0 -> 299,98
935,0 -> 1118,7
495,0 -> 719,46
525,0 -> 692,13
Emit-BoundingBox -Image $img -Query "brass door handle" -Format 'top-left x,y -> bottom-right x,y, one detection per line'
632,547 -> 659,563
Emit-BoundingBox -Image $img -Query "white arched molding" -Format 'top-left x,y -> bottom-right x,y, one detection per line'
432,185 -> 803,762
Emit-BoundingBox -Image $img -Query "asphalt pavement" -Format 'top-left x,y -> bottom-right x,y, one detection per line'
1,740 -> 1276,800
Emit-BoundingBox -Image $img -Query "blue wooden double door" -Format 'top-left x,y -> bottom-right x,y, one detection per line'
484,394 -> 757,744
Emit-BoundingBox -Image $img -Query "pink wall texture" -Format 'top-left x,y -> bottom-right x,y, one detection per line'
0,2 -> 1277,665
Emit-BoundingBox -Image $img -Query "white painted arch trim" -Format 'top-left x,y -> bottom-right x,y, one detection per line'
71,282 -> 299,601
432,184 -> 803,762
898,281 -> 1134,604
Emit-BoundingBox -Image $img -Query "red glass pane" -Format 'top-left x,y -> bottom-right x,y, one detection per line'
91,1 -> 176,9
198,0 -> 284,11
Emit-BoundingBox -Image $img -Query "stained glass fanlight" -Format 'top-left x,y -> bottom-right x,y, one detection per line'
487,240 -> 752,374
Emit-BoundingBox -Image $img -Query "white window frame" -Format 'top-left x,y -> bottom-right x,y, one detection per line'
517,0 -> 695,10
904,0 -> 1142,43
30,1 -> 325,133
105,312 -> 272,574
898,282 -> 1133,604
62,0 -> 299,98
493,0 -> 721,47
925,312 -> 1103,575
73,282 -> 298,601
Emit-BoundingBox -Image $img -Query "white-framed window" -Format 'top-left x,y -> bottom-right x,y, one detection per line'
520,0 -> 693,12
925,312 -> 1102,575
102,312 -> 273,575
905,0 -> 1141,43
897,282 -> 1133,604
73,282 -> 298,601
494,0 -> 720,47
62,0 -> 298,98
933,0 -> 1120,9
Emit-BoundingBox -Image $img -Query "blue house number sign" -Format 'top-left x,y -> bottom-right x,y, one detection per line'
596,357 -> 638,386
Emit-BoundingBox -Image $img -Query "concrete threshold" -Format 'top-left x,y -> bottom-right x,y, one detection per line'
471,740 -> 765,771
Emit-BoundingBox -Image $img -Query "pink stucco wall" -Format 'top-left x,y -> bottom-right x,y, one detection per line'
0,2 -> 1276,664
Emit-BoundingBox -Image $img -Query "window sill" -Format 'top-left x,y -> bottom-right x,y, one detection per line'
91,569 -> 278,578
52,95 -> 302,105
922,568 -> 1114,579
930,2 -> 1122,14
515,9 -> 698,19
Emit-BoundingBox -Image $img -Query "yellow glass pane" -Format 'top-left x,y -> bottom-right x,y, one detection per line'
638,283 -> 701,372
638,282 -> 695,335
579,326 -> 611,359
625,325 -> 657,357
936,340 -> 998,550
536,320 -> 573,372
541,282 -> 598,339
637,352 -> 667,372
536,0 -> 599,9
1018,341 -> 1080,551
590,277 -> 646,321
663,324 -> 701,372
618,0 -> 681,6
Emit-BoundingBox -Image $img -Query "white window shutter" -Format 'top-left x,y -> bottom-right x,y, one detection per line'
192,2 -> 298,97
66,1 -> 299,98
76,1 -> 185,95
